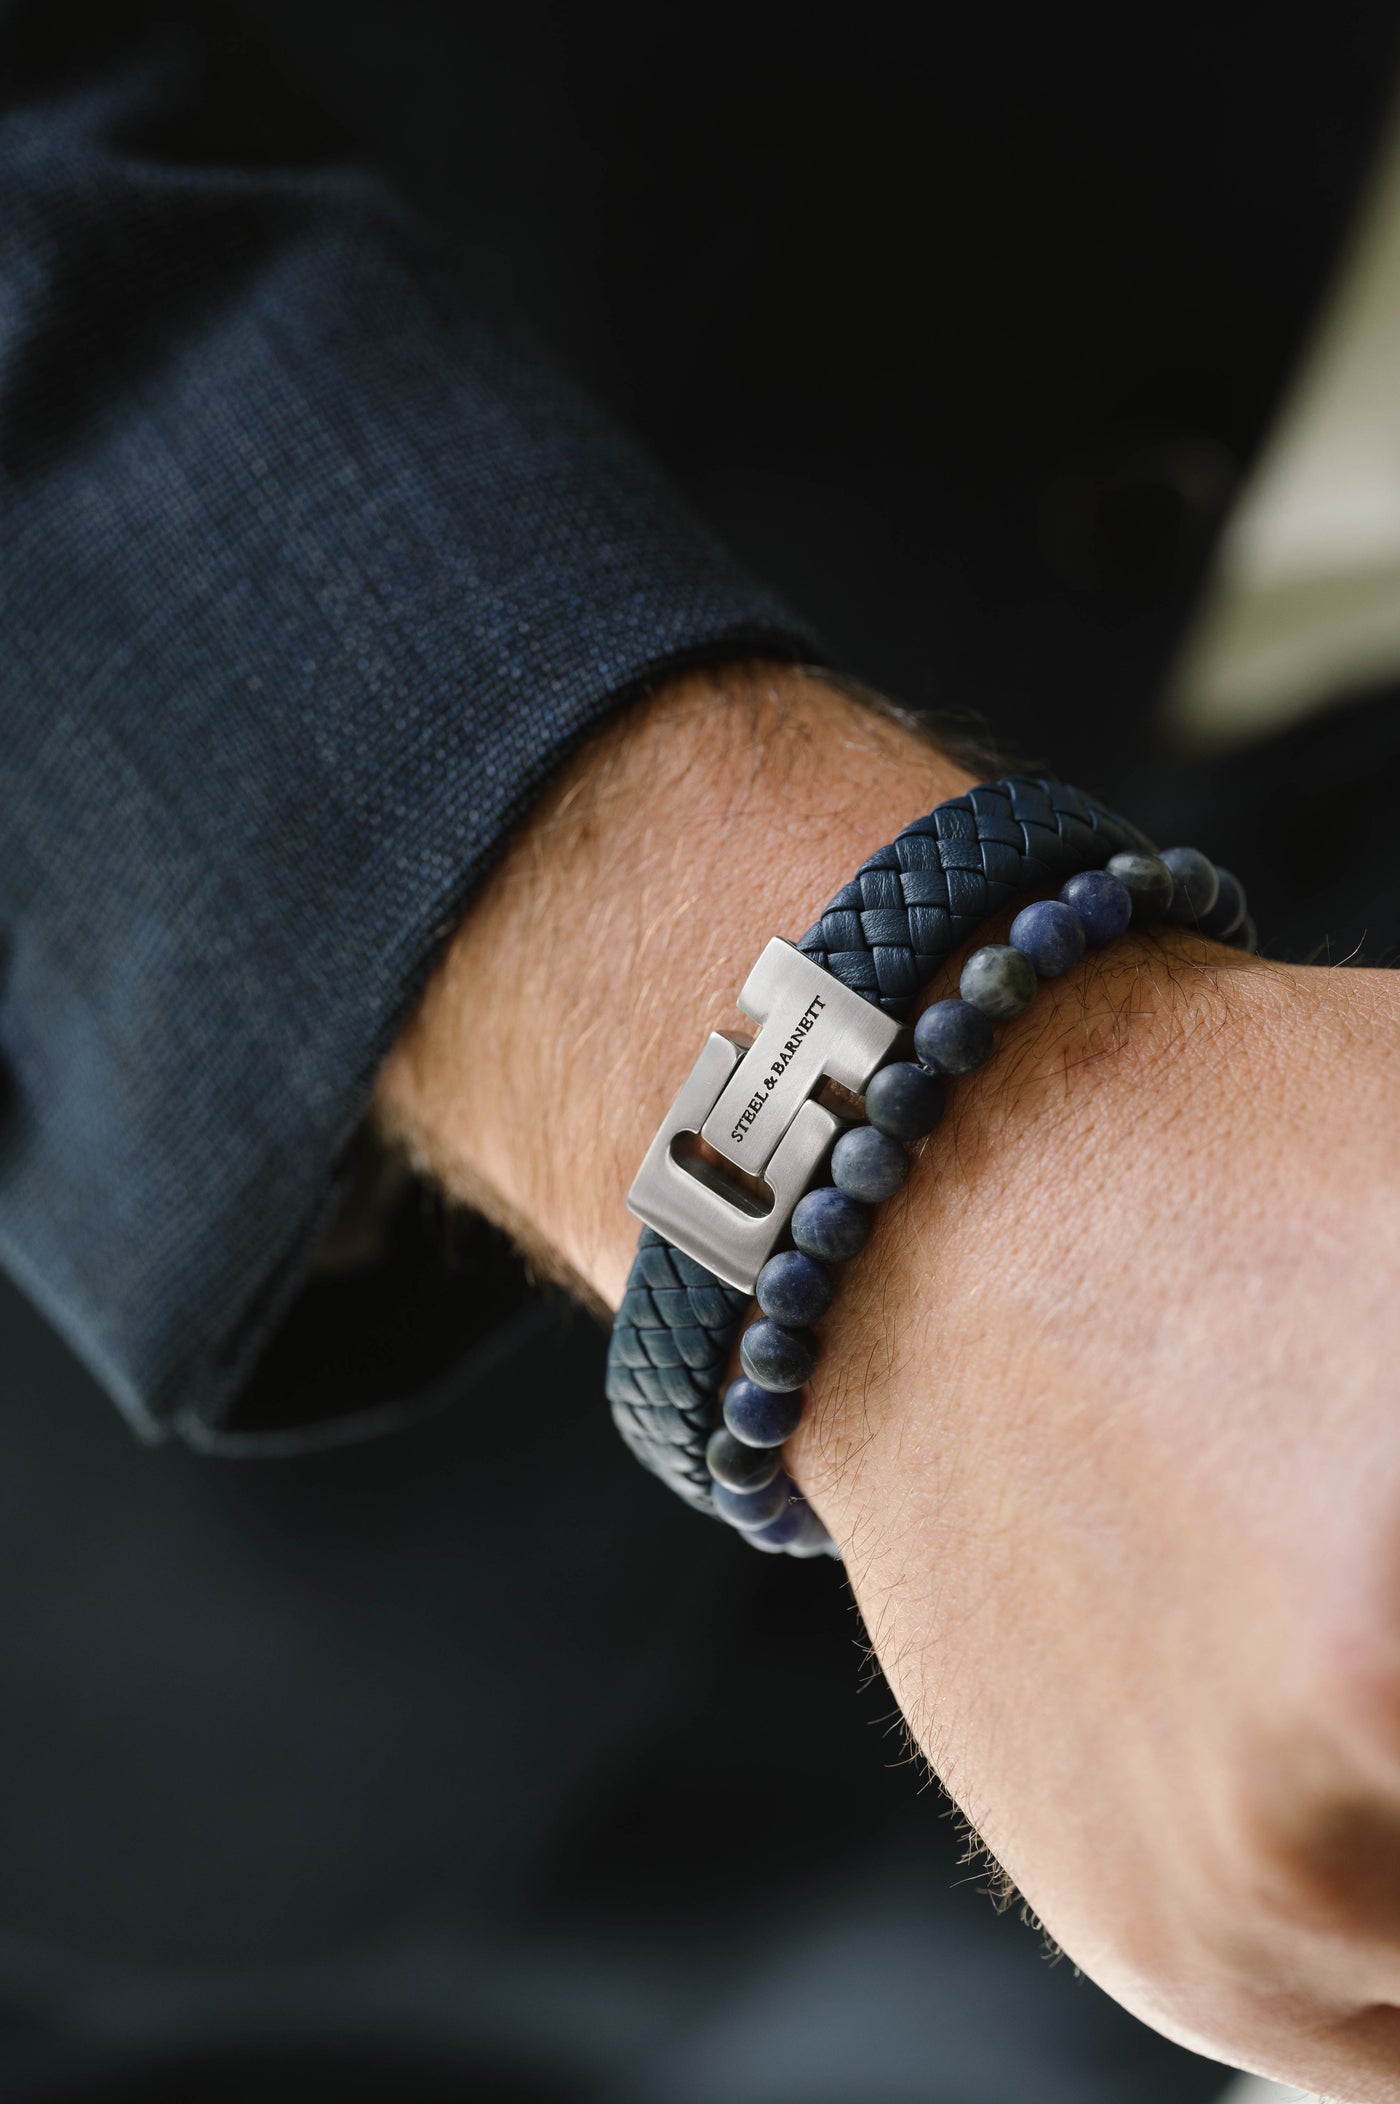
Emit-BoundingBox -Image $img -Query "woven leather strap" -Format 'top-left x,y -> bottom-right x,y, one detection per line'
606,775 -> 1152,1514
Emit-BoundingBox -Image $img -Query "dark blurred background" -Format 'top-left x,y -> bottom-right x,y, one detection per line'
6,1 -> 1400,2096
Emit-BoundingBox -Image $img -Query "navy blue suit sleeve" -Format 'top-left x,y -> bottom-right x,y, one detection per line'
0,2 -> 823,1444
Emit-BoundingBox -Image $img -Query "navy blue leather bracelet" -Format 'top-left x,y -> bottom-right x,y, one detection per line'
605,776 -> 1255,1558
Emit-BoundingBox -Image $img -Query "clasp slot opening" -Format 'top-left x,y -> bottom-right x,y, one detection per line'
668,1131 -> 775,1219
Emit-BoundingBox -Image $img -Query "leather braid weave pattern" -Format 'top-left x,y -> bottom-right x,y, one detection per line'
606,775 -> 1154,1517
795,776 -> 1152,1017
609,1227 -> 752,1511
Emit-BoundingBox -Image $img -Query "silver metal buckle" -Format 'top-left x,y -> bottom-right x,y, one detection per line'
626,938 -> 902,1290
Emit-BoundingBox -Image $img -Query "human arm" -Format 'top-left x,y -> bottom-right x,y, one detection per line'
378,657 -> 1400,2101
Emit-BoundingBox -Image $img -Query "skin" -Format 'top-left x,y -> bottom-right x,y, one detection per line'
377,660 -> 1400,2098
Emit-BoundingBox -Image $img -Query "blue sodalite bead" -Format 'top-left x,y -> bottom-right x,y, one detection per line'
740,1318 -> 819,1392
785,1509 -> 839,1559
723,1376 -> 803,1449
705,1427 -> 781,1493
959,944 -> 1035,1020
791,1184 -> 870,1264
864,1060 -> 945,1141
1105,850 -> 1175,920
712,1472 -> 793,1529
831,1125 -> 908,1202
913,997 -> 993,1076
1010,898 -> 1086,977
756,1249 -> 832,1326
748,1497 -> 810,1549
1059,869 -> 1132,948
1199,865 -> 1247,941
1161,845 -> 1220,925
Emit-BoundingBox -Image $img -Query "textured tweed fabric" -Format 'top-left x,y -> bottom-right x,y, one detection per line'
0,0 -> 819,1443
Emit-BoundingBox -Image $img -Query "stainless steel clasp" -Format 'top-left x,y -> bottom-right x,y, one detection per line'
626,938 -> 902,1290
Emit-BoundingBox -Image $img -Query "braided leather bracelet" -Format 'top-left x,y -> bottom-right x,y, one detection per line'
605,776 -> 1255,1557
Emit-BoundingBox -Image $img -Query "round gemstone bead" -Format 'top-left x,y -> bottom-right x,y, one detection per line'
913,997 -> 994,1076
1104,850 -> 1175,920
864,1061 -> 945,1141
756,1249 -> 832,1326
739,1318 -> 819,1393
747,1497 -> 811,1549
1233,913 -> 1259,954
723,1376 -> 803,1449
712,1472 -> 793,1530
1059,869 -> 1132,948
705,1427 -> 781,1493
791,1185 -> 870,1264
1199,865 -> 1247,940
959,943 -> 1036,1020
785,1509 -> 839,1558
1010,898 -> 1087,977
1161,846 -> 1220,925
831,1125 -> 908,1203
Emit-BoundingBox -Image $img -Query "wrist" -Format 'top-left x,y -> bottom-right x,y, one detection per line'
785,927 -> 1266,1528
374,660 -> 974,1304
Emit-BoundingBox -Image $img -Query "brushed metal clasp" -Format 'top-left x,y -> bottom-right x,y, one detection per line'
626,939 -> 902,1290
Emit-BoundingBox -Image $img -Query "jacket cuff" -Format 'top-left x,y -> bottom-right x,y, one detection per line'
0,78 -> 825,1440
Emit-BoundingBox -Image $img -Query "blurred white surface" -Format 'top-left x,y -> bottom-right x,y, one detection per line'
1168,86 -> 1400,744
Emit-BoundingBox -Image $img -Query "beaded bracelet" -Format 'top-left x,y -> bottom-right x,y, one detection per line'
607,778 -> 1256,1562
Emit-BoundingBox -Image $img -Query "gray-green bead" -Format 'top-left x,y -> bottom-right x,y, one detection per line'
1105,850 -> 1175,920
706,1428 -> 782,1493
1161,845 -> 1220,925
960,943 -> 1036,1019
